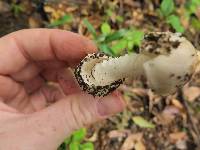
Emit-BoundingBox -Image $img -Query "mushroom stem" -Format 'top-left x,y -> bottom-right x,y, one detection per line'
92,53 -> 151,85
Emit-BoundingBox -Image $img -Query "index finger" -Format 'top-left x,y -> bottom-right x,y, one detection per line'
0,29 -> 97,75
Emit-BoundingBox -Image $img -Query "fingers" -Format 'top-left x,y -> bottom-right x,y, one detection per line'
24,92 -> 125,149
0,75 -> 22,100
11,62 -> 41,82
56,68 -> 81,95
23,76 -> 45,94
41,67 -> 81,95
0,29 -> 97,75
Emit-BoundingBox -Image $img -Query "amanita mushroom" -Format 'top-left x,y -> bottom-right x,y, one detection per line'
74,32 -> 198,97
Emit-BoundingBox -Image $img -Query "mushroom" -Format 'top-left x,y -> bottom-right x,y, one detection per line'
74,32 -> 198,97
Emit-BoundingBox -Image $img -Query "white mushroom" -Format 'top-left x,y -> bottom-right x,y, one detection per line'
74,32 -> 198,97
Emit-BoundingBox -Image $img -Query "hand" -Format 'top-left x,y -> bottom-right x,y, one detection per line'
0,29 -> 125,150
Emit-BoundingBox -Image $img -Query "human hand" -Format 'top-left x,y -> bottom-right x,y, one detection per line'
0,29 -> 125,150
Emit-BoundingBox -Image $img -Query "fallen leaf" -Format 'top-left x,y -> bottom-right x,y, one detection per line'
195,7 -> 200,20
135,140 -> 146,150
0,1 -> 10,13
169,132 -> 187,143
121,133 -> 146,150
85,132 -> 97,142
171,99 -> 184,110
183,86 -> 200,102
108,130 -> 130,139
28,14 -> 42,28
154,106 -> 180,125
132,116 -> 155,128
176,140 -> 187,150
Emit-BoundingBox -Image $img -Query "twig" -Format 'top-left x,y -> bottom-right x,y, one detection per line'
179,90 -> 200,149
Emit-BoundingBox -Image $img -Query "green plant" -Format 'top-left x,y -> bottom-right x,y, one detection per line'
185,0 -> 200,30
11,3 -> 24,17
48,14 -> 73,28
159,0 -> 185,33
83,19 -> 143,56
160,0 -> 175,17
185,0 -> 200,16
167,15 -> 185,33
58,128 -> 94,150
105,9 -> 124,23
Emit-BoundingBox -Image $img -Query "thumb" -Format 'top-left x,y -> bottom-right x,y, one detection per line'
24,92 -> 125,149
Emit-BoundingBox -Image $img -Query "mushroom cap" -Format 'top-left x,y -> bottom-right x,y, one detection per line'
142,32 -> 198,95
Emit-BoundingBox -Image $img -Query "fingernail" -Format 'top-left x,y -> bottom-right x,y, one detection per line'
97,93 -> 125,117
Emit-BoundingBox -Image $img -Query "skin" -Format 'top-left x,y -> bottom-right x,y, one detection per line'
0,29 -> 125,150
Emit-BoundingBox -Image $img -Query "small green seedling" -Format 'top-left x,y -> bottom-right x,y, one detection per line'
158,0 -> 185,33
48,14 -> 73,28
185,0 -> 200,30
11,3 -> 24,17
83,19 -> 143,56
58,128 -> 94,150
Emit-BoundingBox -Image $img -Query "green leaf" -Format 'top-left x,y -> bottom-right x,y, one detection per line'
167,15 -> 185,33
101,22 -> 111,35
124,29 -> 143,52
185,0 -> 200,15
64,137 -> 71,145
127,41 -> 134,51
48,14 -> 73,27
125,29 -> 144,45
83,19 -> 97,38
111,39 -> 127,55
99,44 -> 113,56
96,34 -> 106,43
72,128 -> 87,142
116,15 -> 124,23
132,116 -> 155,128
11,4 -> 24,16
160,0 -> 175,17
105,9 -> 114,17
191,17 -> 200,30
105,29 -> 127,43
80,142 -> 94,150
69,141 -> 79,150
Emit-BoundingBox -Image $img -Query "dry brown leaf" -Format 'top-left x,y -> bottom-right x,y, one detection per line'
135,141 -> 146,150
169,132 -> 187,143
171,99 -> 184,110
154,106 -> 180,125
28,13 -> 42,28
44,6 -> 55,13
85,132 -> 98,142
183,86 -> 200,102
121,133 -> 146,150
132,88 -> 147,97
0,1 -> 10,13
124,0 -> 138,7
176,140 -> 187,150
65,6 -> 77,12
108,130 -> 130,139
195,7 -> 200,20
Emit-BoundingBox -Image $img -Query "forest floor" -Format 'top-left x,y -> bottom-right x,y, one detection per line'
1,0 -> 200,150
